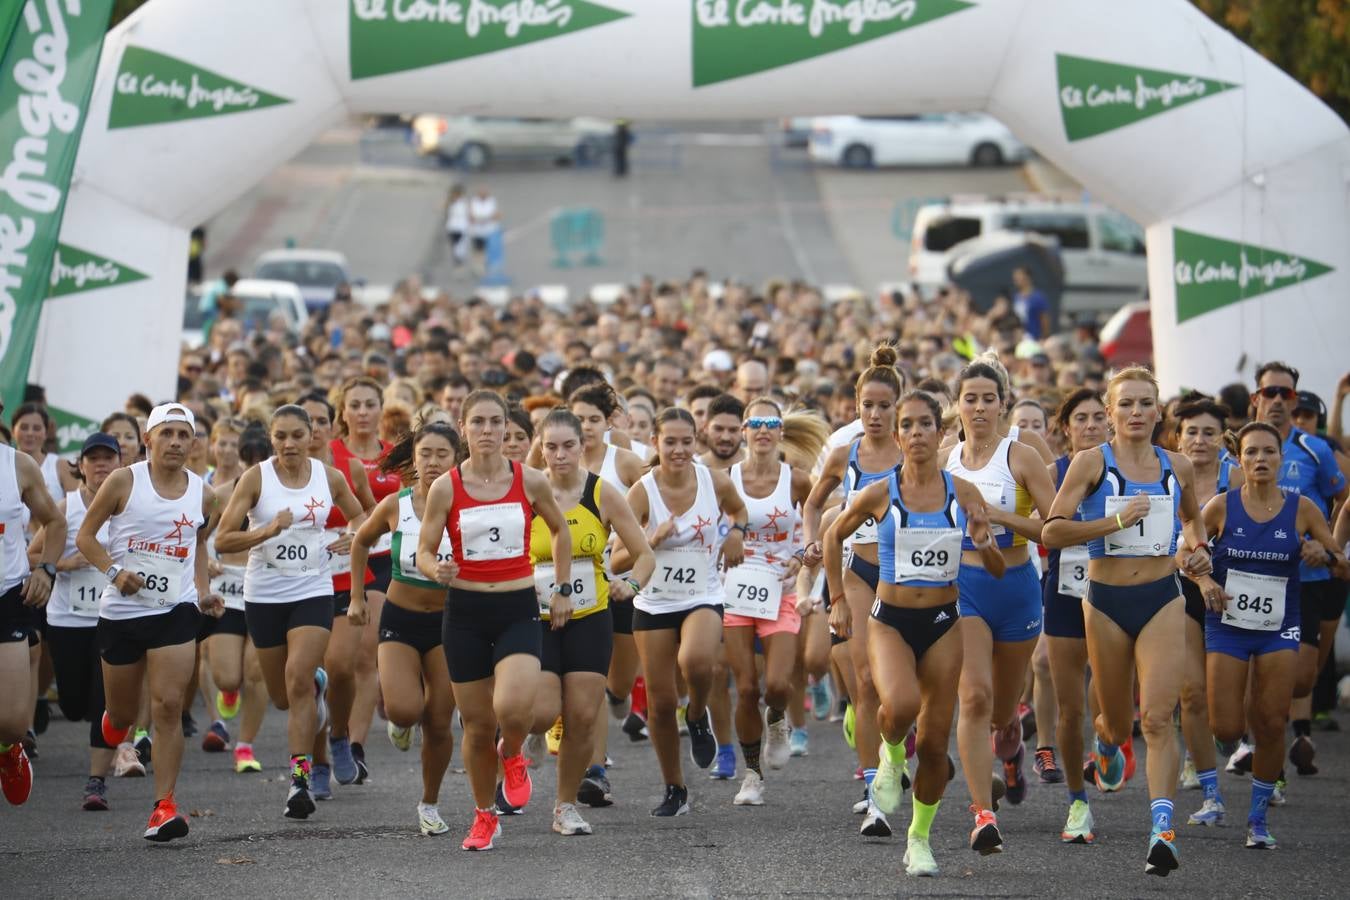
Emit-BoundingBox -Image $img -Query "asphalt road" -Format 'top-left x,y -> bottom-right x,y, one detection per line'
203,121 -> 1034,298
5,689 -> 1347,898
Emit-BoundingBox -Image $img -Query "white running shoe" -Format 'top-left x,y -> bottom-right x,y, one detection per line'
763,711 -> 792,771
552,802 -> 593,835
1179,754 -> 1200,790
872,749 -> 906,815
733,771 -> 765,806
419,802 -> 449,836
904,836 -> 939,876
524,733 -> 546,768
860,802 -> 892,837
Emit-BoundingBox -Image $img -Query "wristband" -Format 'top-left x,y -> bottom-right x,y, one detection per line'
975,535 -> 995,550
1115,513 -> 1124,529
624,577 -> 641,593
730,523 -> 748,537
793,548 -> 806,561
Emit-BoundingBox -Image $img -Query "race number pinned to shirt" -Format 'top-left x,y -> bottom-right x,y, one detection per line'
849,514 -> 879,546
400,527 -> 453,581
69,568 -> 104,617
459,504 -> 525,561
211,565 -> 246,612
1104,495 -> 1173,556
126,539 -> 188,607
1222,569 -> 1286,631
893,527 -> 963,583
647,547 -> 711,600
266,528 -> 326,575
1058,546 -> 1091,599
968,479 -> 1009,537
534,562 -> 599,617
723,562 -> 782,619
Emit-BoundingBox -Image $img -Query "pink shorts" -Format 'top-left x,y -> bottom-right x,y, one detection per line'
723,594 -> 801,638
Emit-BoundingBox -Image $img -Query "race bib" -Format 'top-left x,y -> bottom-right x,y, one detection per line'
893,527 -> 963,583
68,568 -> 104,617
211,564 -> 246,612
969,479 -> 1009,537
1057,546 -> 1090,599
849,514 -> 878,546
1103,495 -> 1174,557
126,540 -> 188,608
1222,569 -> 1287,631
647,547 -> 711,601
401,524 -> 454,581
534,562 -> 599,616
459,503 -> 525,561
723,563 -> 782,619
265,527 -> 326,576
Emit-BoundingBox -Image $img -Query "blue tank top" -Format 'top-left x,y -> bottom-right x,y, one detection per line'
1211,491 -> 1301,631
1044,455 -> 1073,595
842,440 -> 897,546
1081,443 -> 1181,560
878,469 -> 965,588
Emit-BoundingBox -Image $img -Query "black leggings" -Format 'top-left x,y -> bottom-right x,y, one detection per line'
46,624 -> 111,749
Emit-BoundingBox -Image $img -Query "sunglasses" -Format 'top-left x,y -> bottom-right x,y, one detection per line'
745,416 -> 782,430
1257,385 -> 1296,401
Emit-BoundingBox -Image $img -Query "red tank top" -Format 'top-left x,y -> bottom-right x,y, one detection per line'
448,460 -> 534,583
324,437 -> 397,589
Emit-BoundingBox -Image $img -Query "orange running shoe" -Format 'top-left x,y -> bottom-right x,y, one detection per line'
1122,740 -> 1137,782
499,739 -> 533,809
101,711 -> 130,748
461,808 -> 501,851
969,806 -> 1003,855
143,795 -> 189,842
0,743 -> 33,805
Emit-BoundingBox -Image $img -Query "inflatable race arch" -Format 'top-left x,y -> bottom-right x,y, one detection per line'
27,0 -> 1350,441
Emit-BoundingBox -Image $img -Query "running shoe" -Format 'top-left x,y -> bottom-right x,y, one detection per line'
651,784 -> 690,817
359,741 -> 380,785
313,668 -> 330,734
969,807 -> 1002,855
181,712 -> 198,738
577,765 -> 613,808
1145,826 -> 1179,876
1122,739 -> 1137,782
0,743 -> 32,806
113,742 -> 145,777
994,716 -> 1023,760
809,677 -> 833,722
842,703 -> 856,749
546,717 -> 564,755
101,711 -> 130,748
329,735 -> 358,785
789,727 -> 809,757
143,795 -> 189,842
419,802 -> 449,836
1226,740 -> 1254,776
499,738 -> 533,809
709,744 -> 736,780
202,720 -> 230,753
524,732 -> 546,766
1094,746 -> 1127,793
81,776 -> 108,812
552,802 -> 593,835
622,711 -> 649,742
494,781 -> 523,816
1018,701 -> 1036,744
763,712 -> 792,770
234,744 -> 262,774
990,772 -> 1006,811
33,698 -> 49,735
686,708 -> 717,770
859,801 -> 892,837
1289,735 -> 1318,776
733,771 -> 765,806
461,808 -> 501,850
1245,820 -> 1277,849
285,778 -> 316,819
1312,711 -> 1340,732
872,748 -> 906,814
311,764 -> 332,801
852,783 -> 870,815
904,836 -> 939,877
387,721 -> 414,752
1270,777 -> 1287,806
216,689 -> 241,720
1179,753 -> 1200,790
1061,799 -> 1095,844
1003,745 -> 1028,805
134,730 -> 152,766
1034,746 -> 1064,784
1187,797 -> 1225,827
605,687 -> 630,721
22,730 -> 37,762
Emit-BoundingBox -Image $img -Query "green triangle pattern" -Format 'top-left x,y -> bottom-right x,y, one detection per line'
49,405 -> 103,456
108,46 -> 290,129
47,243 -> 149,298
1173,228 -> 1333,323
1056,53 -> 1239,142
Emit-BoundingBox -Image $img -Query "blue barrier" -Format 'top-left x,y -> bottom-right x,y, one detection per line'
481,228 -> 509,285
551,208 -> 604,267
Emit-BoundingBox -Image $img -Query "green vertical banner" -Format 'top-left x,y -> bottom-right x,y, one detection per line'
0,0 -> 113,415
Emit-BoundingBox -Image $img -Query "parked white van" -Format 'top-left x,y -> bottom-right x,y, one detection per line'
908,198 -> 1147,313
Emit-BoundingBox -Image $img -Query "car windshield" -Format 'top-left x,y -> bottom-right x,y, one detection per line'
924,216 -> 981,252
255,260 -> 345,288
1000,212 -> 1090,250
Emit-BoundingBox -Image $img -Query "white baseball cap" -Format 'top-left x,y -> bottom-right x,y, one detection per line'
146,402 -> 196,433
702,349 -> 734,373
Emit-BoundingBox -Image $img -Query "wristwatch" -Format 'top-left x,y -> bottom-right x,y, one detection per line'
105,564 -> 122,581
38,563 -> 55,580
555,581 -> 574,598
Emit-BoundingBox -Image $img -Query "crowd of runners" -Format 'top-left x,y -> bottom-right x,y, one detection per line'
1,275 -> 1347,878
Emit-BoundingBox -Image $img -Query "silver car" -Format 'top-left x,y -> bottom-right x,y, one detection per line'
411,115 -> 615,169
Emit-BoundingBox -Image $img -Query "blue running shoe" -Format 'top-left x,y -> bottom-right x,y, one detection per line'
809,679 -> 832,722
1094,747 -> 1126,793
1145,826 -> 1179,876
1187,798 -> 1225,827
789,727 -> 809,757
709,744 -> 736,780
1245,820 -> 1276,849
311,763 -> 333,801
329,735 -> 358,785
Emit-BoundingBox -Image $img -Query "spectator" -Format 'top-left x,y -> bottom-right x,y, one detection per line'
1012,265 -> 1051,341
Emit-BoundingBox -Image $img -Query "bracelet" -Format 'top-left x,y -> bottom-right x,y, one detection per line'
793,548 -> 806,561
624,577 -> 641,593
730,523 -> 748,536
1115,513 -> 1124,529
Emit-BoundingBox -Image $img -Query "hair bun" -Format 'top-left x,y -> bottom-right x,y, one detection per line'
870,345 -> 898,368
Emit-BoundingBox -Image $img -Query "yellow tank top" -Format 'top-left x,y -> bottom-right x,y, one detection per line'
530,472 -> 609,619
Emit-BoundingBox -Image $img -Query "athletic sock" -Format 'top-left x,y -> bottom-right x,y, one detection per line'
1197,767 -> 1221,803
908,797 -> 939,841
1292,719 -> 1312,738
290,754 -> 312,782
882,736 -> 906,765
766,707 -> 784,725
1069,788 -> 1088,804
740,740 -> 762,776
863,767 -> 877,795
1095,738 -> 1118,760
1249,778 -> 1275,825
1150,798 -> 1174,832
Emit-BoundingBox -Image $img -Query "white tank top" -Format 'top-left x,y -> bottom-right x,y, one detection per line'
730,461 -> 798,579
945,436 -> 1019,544
635,465 -> 724,614
244,459 -> 333,604
598,444 -> 626,490
0,445 -> 30,593
48,489 -> 111,627
100,461 -> 203,621
39,453 -> 63,503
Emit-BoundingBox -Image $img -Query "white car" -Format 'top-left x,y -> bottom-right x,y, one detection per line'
908,199 -> 1147,313
252,248 -> 354,311
411,115 -> 615,169
182,279 -> 309,348
808,113 -> 1029,168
